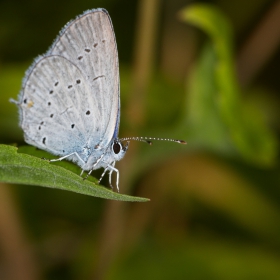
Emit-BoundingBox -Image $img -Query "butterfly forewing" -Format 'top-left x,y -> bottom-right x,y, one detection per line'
48,9 -> 120,149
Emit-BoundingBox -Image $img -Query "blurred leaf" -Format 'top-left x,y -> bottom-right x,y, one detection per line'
186,43 -> 233,153
0,144 -> 149,202
180,4 -> 278,165
139,153 -> 280,242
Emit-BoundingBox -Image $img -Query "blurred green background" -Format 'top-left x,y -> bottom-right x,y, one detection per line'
1,0 -> 280,279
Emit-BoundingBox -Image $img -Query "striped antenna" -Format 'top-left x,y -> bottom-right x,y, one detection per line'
119,137 -> 187,145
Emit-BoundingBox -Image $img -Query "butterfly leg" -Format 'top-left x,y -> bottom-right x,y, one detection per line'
108,162 -> 116,188
97,161 -> 115,188
106,163 -> 119,192
98,166 -> 110,185
83,154 -> 105,181
50,152 -> 85,164
49,152 -> 88,178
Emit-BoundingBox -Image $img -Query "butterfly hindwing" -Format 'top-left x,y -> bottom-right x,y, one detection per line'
20,55 -> 102,162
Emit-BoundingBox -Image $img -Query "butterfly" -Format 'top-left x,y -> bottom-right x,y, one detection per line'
11,9 -> 186,192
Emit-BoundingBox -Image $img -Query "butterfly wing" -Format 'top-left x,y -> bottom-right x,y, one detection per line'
19,55 -> 98,161
17,9 -> 120,166
48,9 -> 120,149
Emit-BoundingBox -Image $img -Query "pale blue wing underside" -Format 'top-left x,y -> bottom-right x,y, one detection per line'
20,55 -> 98,160
18,9 -> 120,163
48,9 -> 120,148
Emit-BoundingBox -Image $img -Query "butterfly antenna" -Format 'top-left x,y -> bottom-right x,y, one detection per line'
120,137 -> 187,145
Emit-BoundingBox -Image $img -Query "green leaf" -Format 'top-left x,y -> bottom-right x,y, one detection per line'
0,144 -> 149,202
180,4 -> 278,165
186,43 -> 233,153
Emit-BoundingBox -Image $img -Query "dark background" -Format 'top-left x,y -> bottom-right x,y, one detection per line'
0,0 -> 280,279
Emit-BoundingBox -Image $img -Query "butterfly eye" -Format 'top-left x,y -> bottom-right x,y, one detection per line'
113,142 -> 121,154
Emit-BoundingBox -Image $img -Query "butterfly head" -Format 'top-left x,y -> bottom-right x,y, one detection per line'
110,139 -> 129,162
